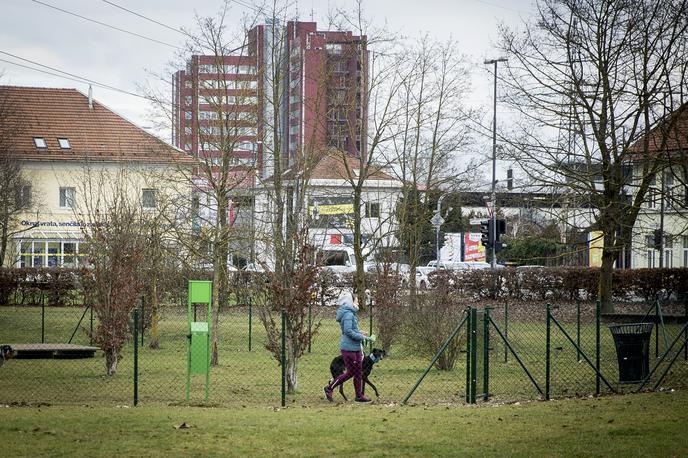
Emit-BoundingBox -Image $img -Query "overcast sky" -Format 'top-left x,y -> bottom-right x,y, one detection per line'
1,0 -> 537,183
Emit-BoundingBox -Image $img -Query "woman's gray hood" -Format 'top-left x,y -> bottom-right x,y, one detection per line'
336,303 -> 357,322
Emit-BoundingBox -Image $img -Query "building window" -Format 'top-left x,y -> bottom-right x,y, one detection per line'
646,188 -> 657,209
57,138 -> 71,149
185,96 -> 193,106
16,185 -> 31,208
33,137 -> 47,148
184,80 -> 192,88
59,187 -> 76,208
185,111 -> 192,120
18,240 -> 83,268
142,189 -> 156,209
326,43 -> 343,54
647,250 -> 655,268
365,202 -> 381,218
664,249 -> 673,268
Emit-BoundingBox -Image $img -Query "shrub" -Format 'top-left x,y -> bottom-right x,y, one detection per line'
403,270 -> 465,370
369,267 -> 404,353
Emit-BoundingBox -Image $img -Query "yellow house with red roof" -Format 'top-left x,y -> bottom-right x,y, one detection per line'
0,86 -> 193,268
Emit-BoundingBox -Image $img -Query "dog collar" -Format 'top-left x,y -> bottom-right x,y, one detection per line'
369,354 -> 379,363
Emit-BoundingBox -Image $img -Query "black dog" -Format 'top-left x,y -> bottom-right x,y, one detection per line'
329,348 -> 386,401
0,345 -> 13,368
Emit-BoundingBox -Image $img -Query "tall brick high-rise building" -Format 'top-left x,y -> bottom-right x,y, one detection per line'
172,19 -> 367,180
172,54 -> 259,174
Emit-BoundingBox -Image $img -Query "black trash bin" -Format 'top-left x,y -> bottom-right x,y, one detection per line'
608,323 -> 653,384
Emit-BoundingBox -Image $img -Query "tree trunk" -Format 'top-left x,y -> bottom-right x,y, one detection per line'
105,349 -> 118,376
0,221 -> 8,267
287,344 -> 298,393
599,250 -> 616,314
149,277 -> 160,349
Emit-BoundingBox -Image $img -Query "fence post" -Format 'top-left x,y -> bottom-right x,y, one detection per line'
684,302 -> 687,361
504,301 -> 508,363
470,307 -> 477,404
133,304 -> 139,407
596,300 -> 601,396
140,295 -> 145,346
369,299 -> 374,353
89,305 -> 93,345
655,300 -> 659,358
41,301 -> 45,343
248,296 -> 252,352
546,303 -> 551,401
281,309 -> 286,407
465,307 -> 471,403
576,299 -> 581,362
483,308 -> 490,401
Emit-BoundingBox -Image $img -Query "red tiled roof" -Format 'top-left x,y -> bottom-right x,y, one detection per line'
307,151 -> 396,181
0,86 -> 194,164
630,102 -> 688,155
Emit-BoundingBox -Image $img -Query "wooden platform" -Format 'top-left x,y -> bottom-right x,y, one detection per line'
3,343 -> 98,359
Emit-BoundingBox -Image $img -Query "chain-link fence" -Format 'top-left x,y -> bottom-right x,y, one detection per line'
1,293 -> 687,407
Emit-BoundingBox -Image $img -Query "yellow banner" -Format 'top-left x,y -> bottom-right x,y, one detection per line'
310,204 -> 354,215
589,231 -> 603,267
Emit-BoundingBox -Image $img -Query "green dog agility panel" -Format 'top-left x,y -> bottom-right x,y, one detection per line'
189,280 -> 212,305
186,280 -> 212,401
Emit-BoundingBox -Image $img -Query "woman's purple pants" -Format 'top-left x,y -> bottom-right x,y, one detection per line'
329,350 -> 363,398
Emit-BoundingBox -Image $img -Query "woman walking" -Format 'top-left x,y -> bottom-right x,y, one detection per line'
324,290 -> 372,402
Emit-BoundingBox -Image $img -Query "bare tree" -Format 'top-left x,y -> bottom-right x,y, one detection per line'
325,4 -> 407,305
146,4 -> 263,365
249,3 -> 334,393
387,37 -> 478,293
75,167 -> 149,376
499,0 -> 688,312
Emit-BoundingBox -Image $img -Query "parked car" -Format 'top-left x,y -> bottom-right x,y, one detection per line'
365,262 -> 411,286
426,260 -> 492,270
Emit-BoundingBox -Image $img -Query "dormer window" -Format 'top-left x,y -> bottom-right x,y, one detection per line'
34,137 -> 47,148
58,138 -> 71,149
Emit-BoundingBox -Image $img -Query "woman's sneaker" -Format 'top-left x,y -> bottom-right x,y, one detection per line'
354,396 -> 371,403
324,386 -> 334,402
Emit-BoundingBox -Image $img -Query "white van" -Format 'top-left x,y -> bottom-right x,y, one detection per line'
318,245 -> 357,277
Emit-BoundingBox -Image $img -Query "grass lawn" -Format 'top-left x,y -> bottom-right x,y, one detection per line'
1,390 -> 687,457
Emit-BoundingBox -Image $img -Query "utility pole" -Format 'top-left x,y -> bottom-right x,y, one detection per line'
484,58 -> 507,269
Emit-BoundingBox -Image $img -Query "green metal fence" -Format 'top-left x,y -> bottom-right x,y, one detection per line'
1,298 -> 687,407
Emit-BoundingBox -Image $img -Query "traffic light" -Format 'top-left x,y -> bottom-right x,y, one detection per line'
480,220 -> 492,247
496,219 -> 506,238
481,219 -> 506,247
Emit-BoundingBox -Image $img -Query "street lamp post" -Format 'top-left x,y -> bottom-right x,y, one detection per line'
432,195 -> 453,264
484,58 -> 507,269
